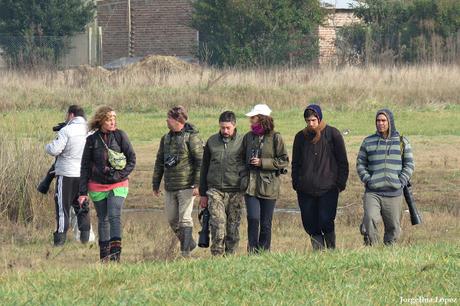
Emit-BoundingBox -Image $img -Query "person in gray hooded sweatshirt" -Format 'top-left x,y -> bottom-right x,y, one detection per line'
46,105 -> 91,246
356,109 -> 415,245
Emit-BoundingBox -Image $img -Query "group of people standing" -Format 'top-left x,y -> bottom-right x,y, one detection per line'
44,102 -> 414,262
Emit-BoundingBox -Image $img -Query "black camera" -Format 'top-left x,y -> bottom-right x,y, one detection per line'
52,122 -> 67,132
250,149 -> 260,160
76,200 -> 90,216
164,155 -> 179,168
278,168 -> 288,175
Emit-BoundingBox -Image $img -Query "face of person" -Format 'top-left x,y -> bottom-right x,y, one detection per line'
249,116 -> 259,125
166,116 -> 183,132
376,114 -> 389,135
219,121 -> 236,138
306,115 -> 319,128
101,111 -> 117,132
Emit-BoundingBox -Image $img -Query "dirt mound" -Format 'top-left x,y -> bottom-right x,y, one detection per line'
120,55 -> 195,74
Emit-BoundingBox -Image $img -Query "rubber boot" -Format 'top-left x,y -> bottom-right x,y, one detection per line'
109,238 -> 122,262
181,227 -> 195,257
310,234 -> 325,251
99,240 -> 110,262
324,231 -> 336,250
53,232 -> 66,246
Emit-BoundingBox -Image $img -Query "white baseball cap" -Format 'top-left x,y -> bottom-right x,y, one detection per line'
245,104 -> 272,117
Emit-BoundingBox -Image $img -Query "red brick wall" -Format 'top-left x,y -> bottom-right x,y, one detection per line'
97,0 -> 130,64
97,0 -> 198,64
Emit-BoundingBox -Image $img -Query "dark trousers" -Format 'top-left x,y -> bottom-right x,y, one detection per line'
297,189 -> 339,236
54,176 -> 90,234
245,195 -> 276,252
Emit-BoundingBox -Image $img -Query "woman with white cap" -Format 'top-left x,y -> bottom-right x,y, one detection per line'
240,104 -> 289,253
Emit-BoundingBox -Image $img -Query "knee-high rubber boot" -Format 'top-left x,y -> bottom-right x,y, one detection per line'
310,234 -> 325,251
109,237 -> 122,262
181,227 -> 195,257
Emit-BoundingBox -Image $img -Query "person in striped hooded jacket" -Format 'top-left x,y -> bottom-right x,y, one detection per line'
356,109 -> 415,245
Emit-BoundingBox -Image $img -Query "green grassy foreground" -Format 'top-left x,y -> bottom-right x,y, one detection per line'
1,242 -> 458,305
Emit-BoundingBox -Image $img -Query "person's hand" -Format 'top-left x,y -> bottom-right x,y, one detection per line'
153,190 -> 161,197
78,195 -> 88,207
200,196 -> 208,208
192,187 -> 200,197
250,157 -> 262,167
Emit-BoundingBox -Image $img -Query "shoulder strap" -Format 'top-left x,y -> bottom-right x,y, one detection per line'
98,133 -> 110,150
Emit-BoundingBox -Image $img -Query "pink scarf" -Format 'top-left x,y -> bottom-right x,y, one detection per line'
251,123 -> 265,136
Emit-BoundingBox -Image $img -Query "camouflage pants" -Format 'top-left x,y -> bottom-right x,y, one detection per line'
207,188 -> 243,256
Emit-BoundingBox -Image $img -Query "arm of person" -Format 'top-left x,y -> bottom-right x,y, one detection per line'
333,129 -> 349,192
291,133 -> 302,190
260,133 -> 289,170
356,140 -> 371,184
189,133 -> 204,188
45,128 -> 68,156
199,140 -> 211,197
79,136 -> 92,197
152,136 -> 165,192
399,137 -> 415,186
116,130 -> 136,180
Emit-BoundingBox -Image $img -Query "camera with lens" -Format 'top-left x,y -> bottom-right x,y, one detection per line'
52,122 -> 67,132
164,155 -> 179,168
37,122 -> 68,194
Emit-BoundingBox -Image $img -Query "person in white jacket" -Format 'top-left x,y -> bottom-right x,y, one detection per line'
46,105 -> 93,246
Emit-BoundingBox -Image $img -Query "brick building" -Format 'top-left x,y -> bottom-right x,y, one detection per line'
318,0 -> 359,65
97,0 -> 197,65
96,0 -> 358,65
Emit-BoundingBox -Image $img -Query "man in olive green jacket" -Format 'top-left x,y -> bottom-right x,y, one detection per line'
152,106 -> 203,257
199,111 -> 245,256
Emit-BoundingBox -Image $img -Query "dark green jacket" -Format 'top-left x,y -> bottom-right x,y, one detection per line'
152,123 -> 203,192
241,131 -> 289,199
199,130 -> 245,196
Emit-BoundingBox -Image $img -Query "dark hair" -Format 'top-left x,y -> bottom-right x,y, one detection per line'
258,115 -> 274,133
167,106 -> 188,124
219,111 -> 236,124
68,105 -> 85,118
304,109 -> 318,120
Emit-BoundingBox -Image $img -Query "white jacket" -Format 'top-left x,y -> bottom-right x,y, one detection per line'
45,116 -> 88,177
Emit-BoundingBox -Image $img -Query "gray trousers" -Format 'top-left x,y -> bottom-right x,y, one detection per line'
165,189 -> 195,237
362,192 -> 403,245
93,192 -> 125,241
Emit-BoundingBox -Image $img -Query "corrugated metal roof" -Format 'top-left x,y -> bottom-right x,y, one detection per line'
321,0 -> 358,9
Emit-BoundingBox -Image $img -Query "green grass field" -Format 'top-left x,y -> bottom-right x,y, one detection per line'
1,242 -> 458,305
1,65 -> 459,305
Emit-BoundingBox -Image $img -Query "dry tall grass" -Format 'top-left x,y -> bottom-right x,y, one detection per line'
0,135 -> 51,223
0,64 -> 459,112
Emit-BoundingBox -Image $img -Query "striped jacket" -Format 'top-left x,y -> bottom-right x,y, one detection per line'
356,109 -> 415,196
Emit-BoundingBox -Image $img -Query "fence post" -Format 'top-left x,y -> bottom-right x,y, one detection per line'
88,27 -> 93,65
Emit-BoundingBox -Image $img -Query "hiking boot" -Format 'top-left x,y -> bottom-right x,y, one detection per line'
310,234 -> 325,251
